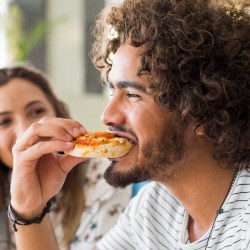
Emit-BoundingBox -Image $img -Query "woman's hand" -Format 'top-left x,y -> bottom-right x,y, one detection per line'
10,117 -> 87,218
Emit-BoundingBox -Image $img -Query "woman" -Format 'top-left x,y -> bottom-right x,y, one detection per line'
0,65 -> 131,250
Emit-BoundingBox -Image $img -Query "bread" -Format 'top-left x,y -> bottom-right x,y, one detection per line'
65,131 -> 134,158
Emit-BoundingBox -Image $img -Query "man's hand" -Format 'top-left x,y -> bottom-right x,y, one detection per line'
10,117 -> 87,218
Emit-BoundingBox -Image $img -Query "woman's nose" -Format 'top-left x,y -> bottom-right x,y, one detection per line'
14,119 -> 32,138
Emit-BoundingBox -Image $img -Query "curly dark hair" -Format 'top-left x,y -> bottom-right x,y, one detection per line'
92,0 -> 250,169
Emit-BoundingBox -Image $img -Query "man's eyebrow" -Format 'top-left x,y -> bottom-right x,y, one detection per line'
108,81 -> 147,93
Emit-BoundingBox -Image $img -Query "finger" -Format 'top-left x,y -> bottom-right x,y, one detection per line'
16,122 -> 75,151
14,140 -> 75,162
56,154 -> 87,174
38,117 -> 87,138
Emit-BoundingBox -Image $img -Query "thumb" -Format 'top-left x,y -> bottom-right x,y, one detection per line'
57,154 -> 87,174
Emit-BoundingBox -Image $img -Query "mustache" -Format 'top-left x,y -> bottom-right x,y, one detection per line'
108,125 -> 138,142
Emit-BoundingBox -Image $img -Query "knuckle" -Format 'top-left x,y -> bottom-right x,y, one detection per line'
39,116 -> 49,123
29,122 -> 41,132
31,142 -> 43,152
12,143 -> 18,154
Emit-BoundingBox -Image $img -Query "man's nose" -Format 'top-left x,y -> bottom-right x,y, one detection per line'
101,97 -> 125,127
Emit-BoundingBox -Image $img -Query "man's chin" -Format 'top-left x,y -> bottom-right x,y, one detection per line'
103,162 -> 149,188
103,164 -> 132,188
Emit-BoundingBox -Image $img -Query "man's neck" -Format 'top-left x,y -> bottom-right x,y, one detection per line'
161,154 -> 237,241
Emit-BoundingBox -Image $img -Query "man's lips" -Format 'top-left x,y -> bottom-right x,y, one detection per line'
112,131 -> 137,145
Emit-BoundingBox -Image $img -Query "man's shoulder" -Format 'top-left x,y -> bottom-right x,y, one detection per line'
136,181 -> 179,200
237,167 -> 250,204
238,167 -> 250,187
125,181 -> 183,217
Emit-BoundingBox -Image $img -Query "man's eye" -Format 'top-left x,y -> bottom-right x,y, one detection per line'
108,87 -> 115,97
127,92 -> 140,98
109,92 -> 114,97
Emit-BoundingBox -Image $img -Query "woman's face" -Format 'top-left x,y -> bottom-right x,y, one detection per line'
0,78 -> 56,168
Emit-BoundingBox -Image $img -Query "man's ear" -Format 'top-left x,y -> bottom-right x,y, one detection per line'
195,126 -> 205,136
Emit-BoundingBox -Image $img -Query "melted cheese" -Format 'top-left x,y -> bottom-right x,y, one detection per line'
75,132 -> 127,147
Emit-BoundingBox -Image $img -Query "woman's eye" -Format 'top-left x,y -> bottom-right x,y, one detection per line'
0,118 -> 11,127
30,108 -> 46,117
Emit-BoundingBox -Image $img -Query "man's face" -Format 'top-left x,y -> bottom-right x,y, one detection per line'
101,43 -> 187,187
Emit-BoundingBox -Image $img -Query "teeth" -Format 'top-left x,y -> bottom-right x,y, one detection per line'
129,139 -> 135,144
115,134 -> 136,145
127,138 -> 136,145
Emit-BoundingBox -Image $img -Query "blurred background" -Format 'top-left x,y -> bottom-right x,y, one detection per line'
0,0 -> 121,131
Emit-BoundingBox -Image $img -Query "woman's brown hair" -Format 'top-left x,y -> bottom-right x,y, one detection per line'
0,65 -> 85,247
92,0 -> 250,169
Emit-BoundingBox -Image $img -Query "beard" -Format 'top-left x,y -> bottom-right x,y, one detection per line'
104,114 -> 187,188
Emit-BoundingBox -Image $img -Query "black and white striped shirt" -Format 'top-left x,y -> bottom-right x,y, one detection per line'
97,168 -> 250,250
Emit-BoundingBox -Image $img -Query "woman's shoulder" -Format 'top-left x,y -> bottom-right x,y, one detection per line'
84,159 -> 132,205
84,158 -> 109,183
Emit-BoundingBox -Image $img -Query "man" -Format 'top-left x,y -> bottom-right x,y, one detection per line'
9,0 -> 250,249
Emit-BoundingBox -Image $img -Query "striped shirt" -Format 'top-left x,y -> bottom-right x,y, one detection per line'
97,168 -> 250,250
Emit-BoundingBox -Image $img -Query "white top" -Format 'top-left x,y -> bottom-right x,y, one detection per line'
52,158 -> 132,250
97,168 -> 250,250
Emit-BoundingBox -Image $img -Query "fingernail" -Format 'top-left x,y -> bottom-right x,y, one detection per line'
80,126 -> 86,134
73,127 -> 80,136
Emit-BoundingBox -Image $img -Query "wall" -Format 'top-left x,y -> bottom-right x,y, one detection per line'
46,0 -> 108,131
0,0 -> 10,67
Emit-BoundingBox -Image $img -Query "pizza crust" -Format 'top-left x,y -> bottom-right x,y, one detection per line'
65,132 -> 134,158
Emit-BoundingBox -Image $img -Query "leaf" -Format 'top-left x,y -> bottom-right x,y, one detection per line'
5,3 -> 65,62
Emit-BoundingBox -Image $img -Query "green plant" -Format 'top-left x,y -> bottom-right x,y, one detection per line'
6,3 -> 64,62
